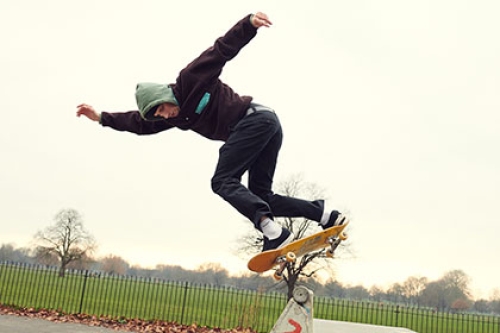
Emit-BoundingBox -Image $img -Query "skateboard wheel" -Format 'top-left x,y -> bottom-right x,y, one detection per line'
273,271 -> 283,281
339,232 -> 348,241
326,248 -> 335,258
285,252 -> 296,263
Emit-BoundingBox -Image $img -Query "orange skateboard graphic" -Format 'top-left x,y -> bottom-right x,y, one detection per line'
248,222 -> 349,280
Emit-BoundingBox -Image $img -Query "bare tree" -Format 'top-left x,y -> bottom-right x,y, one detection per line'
0,243 -> 33,263
490,289 -> 500,315
441,269 -> 472,298
100,254 -> 130,275
402,276 -> 428,306
196,262 -> 230,286
420,270 -> 472,310
237,174 -> 351,300
34,208 -> 97,277
369,285 -> 386,302
387,282 -> 406,303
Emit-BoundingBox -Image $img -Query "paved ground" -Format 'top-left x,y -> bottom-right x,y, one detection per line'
1,314 -> 418,333
315,319 -> 417,333
0,314 -> 115,333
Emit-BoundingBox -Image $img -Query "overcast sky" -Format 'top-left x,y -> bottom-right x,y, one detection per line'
1,0 -> 499,299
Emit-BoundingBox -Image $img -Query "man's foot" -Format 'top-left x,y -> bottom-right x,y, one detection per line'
321,211 -> 348,229
262,227 -> 294,252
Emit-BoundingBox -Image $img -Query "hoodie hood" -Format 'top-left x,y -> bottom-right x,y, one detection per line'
135,82 -> 178,120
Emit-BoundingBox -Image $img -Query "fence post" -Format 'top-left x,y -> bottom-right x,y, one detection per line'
0,262 -> 3,303
79,270 -> 89,314
395,305 -> 400,327
180,281 -> 189,324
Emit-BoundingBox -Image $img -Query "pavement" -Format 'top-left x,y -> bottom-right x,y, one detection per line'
314,319 -> 417,333
0,314 -> 115,333
0,314 -> 418,333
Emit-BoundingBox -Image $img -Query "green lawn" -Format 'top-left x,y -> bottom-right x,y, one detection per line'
1,263 -> 498,333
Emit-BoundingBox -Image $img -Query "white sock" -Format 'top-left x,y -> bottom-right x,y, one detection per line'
260,218 -> 282,239
320,208 -> 332,225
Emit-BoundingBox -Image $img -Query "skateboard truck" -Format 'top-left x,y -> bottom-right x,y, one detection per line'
274,252 -> 296,280
326,231 -> 347,258
273,230 -> 348,280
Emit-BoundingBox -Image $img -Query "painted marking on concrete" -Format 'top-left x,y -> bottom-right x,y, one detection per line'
284,319 -> 302,333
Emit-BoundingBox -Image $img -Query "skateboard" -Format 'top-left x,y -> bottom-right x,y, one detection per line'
248,222 -> 349,280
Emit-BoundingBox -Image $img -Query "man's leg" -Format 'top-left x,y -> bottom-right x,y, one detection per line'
211,111 -> 279,228
247,118 -> 347,229
248,118 -> 325,222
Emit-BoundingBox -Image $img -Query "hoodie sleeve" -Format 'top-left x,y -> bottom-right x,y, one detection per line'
100,111 -> 174,135
178,14 -> 258,88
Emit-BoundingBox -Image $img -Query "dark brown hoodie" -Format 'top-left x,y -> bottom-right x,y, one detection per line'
100,14 -> 257,142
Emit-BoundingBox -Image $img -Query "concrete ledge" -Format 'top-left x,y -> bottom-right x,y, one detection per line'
314,319 -> 417,333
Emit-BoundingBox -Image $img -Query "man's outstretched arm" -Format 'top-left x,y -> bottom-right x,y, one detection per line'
76,104 -> 173,135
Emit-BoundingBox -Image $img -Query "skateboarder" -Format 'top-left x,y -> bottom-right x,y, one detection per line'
76,12 -> 347,252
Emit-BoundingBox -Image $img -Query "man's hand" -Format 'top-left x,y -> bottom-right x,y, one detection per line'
76,103 -> 101,122
251,12 -> 272,29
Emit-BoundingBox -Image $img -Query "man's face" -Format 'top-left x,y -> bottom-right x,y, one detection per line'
154,103 -> 180,119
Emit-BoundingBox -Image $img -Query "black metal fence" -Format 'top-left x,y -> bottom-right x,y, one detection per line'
1,261 -> 499,333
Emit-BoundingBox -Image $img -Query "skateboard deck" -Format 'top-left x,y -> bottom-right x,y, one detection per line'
248,222 -> 349,277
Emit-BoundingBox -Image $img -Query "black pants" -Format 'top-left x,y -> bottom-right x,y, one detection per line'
211,105 -> 325,231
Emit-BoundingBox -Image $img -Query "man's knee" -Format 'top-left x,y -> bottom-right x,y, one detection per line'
211,175 -> 232,197
211,177 -> 223,195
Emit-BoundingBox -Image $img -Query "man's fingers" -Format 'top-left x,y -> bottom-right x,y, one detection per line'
254,12 -> 272,27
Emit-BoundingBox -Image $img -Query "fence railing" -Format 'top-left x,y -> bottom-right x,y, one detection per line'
1,261 -> 499,333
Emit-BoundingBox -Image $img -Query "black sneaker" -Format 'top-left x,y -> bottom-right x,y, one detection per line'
262,227 -> 294,252
322,211 -> 348,229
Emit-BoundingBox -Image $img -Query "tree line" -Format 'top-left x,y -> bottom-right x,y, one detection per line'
1,242 -> 500,315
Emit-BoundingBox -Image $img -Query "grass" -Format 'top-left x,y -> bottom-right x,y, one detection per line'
1,263 -> 499,333
0,264 -> 283,331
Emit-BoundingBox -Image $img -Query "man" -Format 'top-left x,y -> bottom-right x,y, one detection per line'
76,12 -> 347,252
